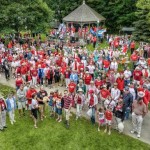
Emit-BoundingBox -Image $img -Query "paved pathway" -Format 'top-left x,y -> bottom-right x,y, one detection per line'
0,75 -> 149,145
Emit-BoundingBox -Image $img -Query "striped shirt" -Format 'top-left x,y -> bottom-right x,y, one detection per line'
63,96 -> 72,109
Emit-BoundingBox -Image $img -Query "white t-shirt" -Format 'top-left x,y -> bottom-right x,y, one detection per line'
88,65 -> 95,74
124,70 -> 132,79
98,112 -> 105,120
31,99 -> 38,109
104,99 -> 116,111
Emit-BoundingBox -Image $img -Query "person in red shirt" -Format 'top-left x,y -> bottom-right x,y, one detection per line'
78,62 -> 84,74
100,85 -> 110,102
15,74 -> 24,90
143,85 -> 150,112
130,41 -> 135,54
95,76 -> 103,88
30,66 -> 38,87
130,52 -> 139,62
103,59 -> 110,72
64,68 -> 71,88
68,80 -> 76,107
60,65 -> 67,86
68,80 -> 76,94
26,85 -> 37,116
84,71 -> 92,91
116,74 -> 125,94
104,106 -> 113,135
93,36 -> 97,48
133,67 -> 143,84
21,63 -> 28,81
26,72 -> 32,84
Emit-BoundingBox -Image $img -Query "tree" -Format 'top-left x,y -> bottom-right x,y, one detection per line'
0,0 -> 53,32
87,0 -> 137,32
133,0 -> 150,42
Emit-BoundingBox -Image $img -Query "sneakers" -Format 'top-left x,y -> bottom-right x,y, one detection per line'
13,120 -> 16,123
58,119 -> 62,123
11,121 -> 14,125
108,131 -> 111,135
130,130 -> 135,134
137,134 -> 140,138
98,128 -> 100,132
104,129 -> 107,133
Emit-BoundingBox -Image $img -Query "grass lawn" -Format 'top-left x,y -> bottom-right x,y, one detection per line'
0,84 -> 150,150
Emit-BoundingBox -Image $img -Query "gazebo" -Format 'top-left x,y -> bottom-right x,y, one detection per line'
63,0 -> 106,27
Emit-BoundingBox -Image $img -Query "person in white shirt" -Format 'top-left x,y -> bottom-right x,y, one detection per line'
138,57 -> 146,68
110,58 -> 118,71
31,94 -> 39,128
124,67 -> 132,86
104,96 -> 116,112
111,83 -> 120,102
129,83 -> 136,101
87,63 -> 95,77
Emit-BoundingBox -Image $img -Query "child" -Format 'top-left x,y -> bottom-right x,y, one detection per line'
97,107 -> 105,131
55,93 -> 62,122
31,94 -> 39,128
48,91 -> 55,117
104,106 -> 113,135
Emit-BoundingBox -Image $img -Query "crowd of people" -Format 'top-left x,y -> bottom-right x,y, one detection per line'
0,32 -> 149,138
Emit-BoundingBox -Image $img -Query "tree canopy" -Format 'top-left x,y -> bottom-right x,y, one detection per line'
133,0 -> 150,42
0,0 -> 53,32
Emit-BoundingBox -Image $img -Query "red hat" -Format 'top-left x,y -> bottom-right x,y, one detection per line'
89,90 -> 94,94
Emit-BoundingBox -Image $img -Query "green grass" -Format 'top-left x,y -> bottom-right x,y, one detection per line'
0,84 -> 150,150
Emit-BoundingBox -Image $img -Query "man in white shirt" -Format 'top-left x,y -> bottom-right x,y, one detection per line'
111,83 -> 120,103
124,67 -> 132,86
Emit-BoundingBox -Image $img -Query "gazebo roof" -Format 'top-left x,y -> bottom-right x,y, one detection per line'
63,1 -> 106,23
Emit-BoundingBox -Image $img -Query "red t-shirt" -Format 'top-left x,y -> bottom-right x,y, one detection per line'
84,75 -> 92,85
103,60 -> 110,68
64,71 -> 70,78
95,80 -> 103,88
100,89 -> 110,98
16,78 -> 23,87
133,70 -> 142,81
105,110 -> 113,120
21,66 -> 27,75
130,42 -> 135,49
68,82 -> 76,93
130,54 -> 138,61
26,89 -> 37,104
116,78 -> 124,91
31,69 -> 38,77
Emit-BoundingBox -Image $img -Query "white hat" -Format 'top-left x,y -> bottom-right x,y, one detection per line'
90,81 -> 94,84
144,66 -> 148,69
138,91 -> 145,98
77,88 -> 83,92
86,71 -> 89,74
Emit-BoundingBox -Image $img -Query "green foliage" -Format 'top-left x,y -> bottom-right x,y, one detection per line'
0,0 -> 53,32
0,84 -> 15,98
133,0 -> 150,42
46,0 -> 137,32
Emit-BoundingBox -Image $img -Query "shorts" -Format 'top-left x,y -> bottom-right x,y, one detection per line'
18,101 -> 26,109
56,108 -> 62,115
28,104 -> 32,110
99,119 -> 105,124
31,109 -> 38,119
39,104 -> 44,113
105,119 -> 112,125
